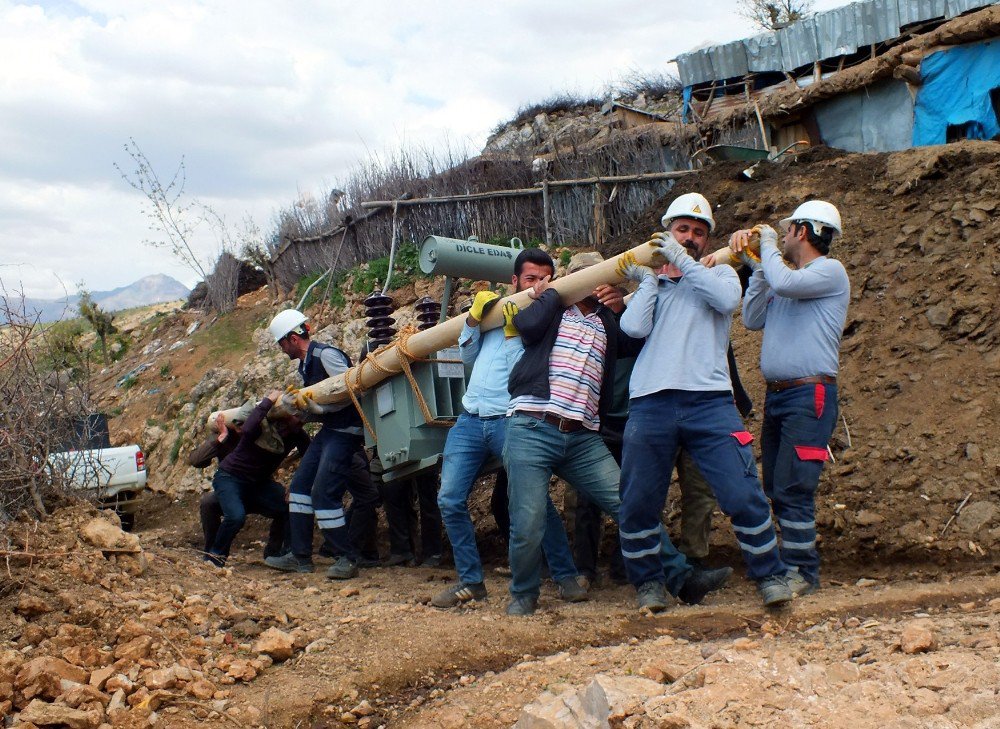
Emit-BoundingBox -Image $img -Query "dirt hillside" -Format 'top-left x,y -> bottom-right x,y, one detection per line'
1,140 -> 998,728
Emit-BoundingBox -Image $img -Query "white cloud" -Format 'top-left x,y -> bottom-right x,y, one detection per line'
0,0 -> 848,298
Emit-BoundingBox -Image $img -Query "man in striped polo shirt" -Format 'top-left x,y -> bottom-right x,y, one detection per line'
502,254 -> 731,616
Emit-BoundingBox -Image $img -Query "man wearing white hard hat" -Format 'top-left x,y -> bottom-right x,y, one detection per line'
616,192 -> 793,609
730,200 -> 849,598
263,309 -> 380,579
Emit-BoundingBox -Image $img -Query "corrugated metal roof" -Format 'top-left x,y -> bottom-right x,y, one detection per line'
815,5 -> 861,58
743,32 -> 783,72
898,0 -> 946,27
777,16 -> 820,70
711,40 -> 750,79
855,0 -> 902,45
682,47 -> 717,87
674,0 -> 998,87
946,0 -> 995,17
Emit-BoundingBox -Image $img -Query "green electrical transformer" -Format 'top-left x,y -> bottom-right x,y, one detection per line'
359,235 -> 523,482
359,349 -> 467,482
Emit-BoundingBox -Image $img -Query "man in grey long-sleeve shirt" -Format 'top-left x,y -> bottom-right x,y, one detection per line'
731,200 -> 849,597
616,192 -> 792,609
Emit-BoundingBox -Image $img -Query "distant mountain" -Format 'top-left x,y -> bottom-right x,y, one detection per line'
14,275 -> 190,323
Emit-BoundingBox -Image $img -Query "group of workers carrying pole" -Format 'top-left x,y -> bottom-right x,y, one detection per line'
189,191 -> 849,616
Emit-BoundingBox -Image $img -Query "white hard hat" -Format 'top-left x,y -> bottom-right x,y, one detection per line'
268,309 -> 308,342
661,192 -> 715,233
780,200 -> 843,237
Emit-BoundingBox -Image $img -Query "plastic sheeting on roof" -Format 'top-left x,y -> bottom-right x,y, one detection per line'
675,0 -> 998,87
913,39 -> 1000,144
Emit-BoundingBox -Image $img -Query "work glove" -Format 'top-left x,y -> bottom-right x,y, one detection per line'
647,231 -> 687,264
286,389 -> 321,414
469,290 -> 500,322
740,248 -> 762,271
755,224 -> 778,250
614,251 -> 654,283
502,301 -> 519,338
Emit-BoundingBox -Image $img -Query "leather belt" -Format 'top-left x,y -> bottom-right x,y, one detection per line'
473,413 -> 506,421
517,411 -> 585,433
766,375 -> 837,393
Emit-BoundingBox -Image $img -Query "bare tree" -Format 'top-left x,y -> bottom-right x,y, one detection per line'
115,138 -> 211,280
0,286 -> 96,521
236,216 -> 279,297
203,251 -> 242,313
115,138 -> 246,312
738,0 -> 813,30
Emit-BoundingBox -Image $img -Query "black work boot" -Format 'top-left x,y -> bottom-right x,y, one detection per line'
677,566 -> 733,605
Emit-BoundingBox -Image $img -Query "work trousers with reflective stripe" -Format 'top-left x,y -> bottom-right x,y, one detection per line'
287,426 -> 363,560
620,390 -> 786,586
761,382 -> 838,585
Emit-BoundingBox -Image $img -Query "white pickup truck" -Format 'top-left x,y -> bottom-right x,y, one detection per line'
46,414 -> 147,530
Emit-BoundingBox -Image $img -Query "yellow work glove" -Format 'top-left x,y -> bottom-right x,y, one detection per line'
615,251 -> 654,283
292,388 -> 314,411
469,290 -> 500,322
502,301 -> 519,338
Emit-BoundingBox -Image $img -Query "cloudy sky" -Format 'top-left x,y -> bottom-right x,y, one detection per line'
0,0 -> 845,299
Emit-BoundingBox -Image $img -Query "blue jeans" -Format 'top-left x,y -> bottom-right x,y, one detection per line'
503,414 -> 690,600
288,427 -> 363,560
761,383 -> 838,585
210,469 -> 288,560
620,390 -> 786,585
438,413 -> 577,586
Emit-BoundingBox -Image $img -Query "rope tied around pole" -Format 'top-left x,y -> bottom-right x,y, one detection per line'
394,327 -> 458,429
341,324 -> 463,442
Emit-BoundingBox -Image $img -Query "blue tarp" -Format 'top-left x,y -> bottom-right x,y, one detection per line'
682,86 -> 693,123
913,39 -> 1000,145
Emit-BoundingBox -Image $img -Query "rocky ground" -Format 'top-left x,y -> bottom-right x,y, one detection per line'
2,140 -> 998,727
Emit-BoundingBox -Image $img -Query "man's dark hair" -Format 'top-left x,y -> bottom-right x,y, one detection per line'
514,248 -> 555,277
793,222 -> 834,256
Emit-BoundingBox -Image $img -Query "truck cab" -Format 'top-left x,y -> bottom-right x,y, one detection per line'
46,414 -> 147,530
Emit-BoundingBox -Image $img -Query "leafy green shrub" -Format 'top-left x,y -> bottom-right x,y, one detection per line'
42,319 -> 87,373
351,242 -> 429,295
159,363 -> 171,378
109,333 -> 130,362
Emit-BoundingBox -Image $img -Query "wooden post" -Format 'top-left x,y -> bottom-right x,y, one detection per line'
542,180 -> 552,247
591,183 -> 604,248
